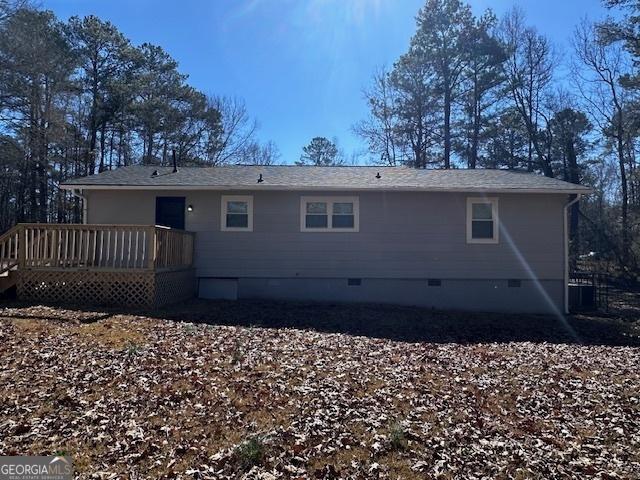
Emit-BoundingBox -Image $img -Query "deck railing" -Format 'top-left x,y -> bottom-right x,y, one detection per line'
0,224 -> 194,272
154,226 -> 195,270
0,226 -> 19,275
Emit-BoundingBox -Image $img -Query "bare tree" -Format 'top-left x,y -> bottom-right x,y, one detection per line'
500,7 -> 556,176
0,0 -> 31,23
242,140 -> 281,165
207,95 -> 258,165
353,67 -> 405,166
573,18 -> 636,268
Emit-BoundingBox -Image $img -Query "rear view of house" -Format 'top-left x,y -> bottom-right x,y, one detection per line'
48,165 -> 587,314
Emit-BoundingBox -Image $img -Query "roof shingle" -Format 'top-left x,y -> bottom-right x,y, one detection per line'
60,165 -> 591,193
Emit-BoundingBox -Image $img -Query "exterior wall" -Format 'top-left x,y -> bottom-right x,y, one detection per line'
238,278 -> 563,314
86,189 -> 567,314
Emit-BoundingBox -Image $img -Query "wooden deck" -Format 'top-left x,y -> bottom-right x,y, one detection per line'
0,224 -> 196,307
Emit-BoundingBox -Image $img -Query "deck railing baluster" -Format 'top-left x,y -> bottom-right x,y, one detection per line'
1,224 -> 194,274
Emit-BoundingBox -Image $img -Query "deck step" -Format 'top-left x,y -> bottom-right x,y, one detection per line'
0,270 -> 17,293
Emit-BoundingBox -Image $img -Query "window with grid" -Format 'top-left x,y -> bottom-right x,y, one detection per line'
221,195 -> 253,231
466,197 -> 498,243
300,197 -> 359,232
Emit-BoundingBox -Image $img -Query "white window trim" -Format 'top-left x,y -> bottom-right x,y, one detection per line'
300,196 -> 359,232
466,197 -> 499,244
221,195 -> 253,232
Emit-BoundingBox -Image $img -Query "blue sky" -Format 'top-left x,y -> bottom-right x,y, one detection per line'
44,0 -> 611,164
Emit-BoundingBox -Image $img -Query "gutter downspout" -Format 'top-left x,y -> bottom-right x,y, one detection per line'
72,188 -> 88,224
563,193 -> 582,315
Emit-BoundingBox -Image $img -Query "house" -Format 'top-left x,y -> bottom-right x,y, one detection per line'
50,165 -> 588,314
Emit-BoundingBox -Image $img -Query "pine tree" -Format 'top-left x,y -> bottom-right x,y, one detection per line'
297,137 -> 341,166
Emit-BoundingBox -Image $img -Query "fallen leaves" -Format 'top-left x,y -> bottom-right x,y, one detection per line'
0,303 -> 638,479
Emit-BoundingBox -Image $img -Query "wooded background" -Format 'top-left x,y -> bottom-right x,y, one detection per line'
0,0 -> 638,281
0,0 -> 280,230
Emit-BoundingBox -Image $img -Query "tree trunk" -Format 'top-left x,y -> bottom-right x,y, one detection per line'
26,79 -> 40,222
37,162 -> 47,223
469,70 -> 480,169
145,131 -> 154,165
87,60 -> 100,176
567,138 -> 580,270
617,131 -> 630,267
470,107 -> 480,169
98,121 -> 106,172
108,128 -> 115,170
28,162 -> 37,221
162,138 -> 168,165
37,120 -> 47,223
443,87 -> 451,169
527,64 -> 535,172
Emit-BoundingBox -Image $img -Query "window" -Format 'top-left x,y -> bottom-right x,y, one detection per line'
305,201 -> 328,228
221,195 -> 253,231
332,202 -> 355,229
300,196 -> 359,232
466,197 -> 498,244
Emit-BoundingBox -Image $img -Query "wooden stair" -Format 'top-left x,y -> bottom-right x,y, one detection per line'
0,270 -> 17,293
0,225 -> 20,294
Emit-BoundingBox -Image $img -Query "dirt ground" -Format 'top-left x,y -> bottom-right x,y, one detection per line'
0,299 -> 638,479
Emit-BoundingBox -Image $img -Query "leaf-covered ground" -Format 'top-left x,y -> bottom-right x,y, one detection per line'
0,301 -> 639,479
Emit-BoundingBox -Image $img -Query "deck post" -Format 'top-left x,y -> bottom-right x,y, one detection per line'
146,226 -> 156,270
17,225 -> 25,268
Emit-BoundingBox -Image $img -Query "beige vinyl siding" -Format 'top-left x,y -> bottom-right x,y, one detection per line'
85,189 -> 565,281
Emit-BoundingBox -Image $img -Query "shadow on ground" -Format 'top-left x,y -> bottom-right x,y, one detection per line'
3,298 -> 635,347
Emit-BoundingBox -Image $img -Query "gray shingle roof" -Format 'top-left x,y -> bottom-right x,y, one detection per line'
60,165 -> 591,193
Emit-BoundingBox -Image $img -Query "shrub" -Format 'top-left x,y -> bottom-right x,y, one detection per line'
235,436 -> 265,470
124,342 -> 140,357
230,339 -> 243,365
388,421 -> 407,451
184,323 -> 198,335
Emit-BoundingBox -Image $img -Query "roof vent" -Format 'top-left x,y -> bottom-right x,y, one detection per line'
172,150 -> 178,173
257,173 -> 264,183
375,172 -> 381,179
151,170 -> 158,177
